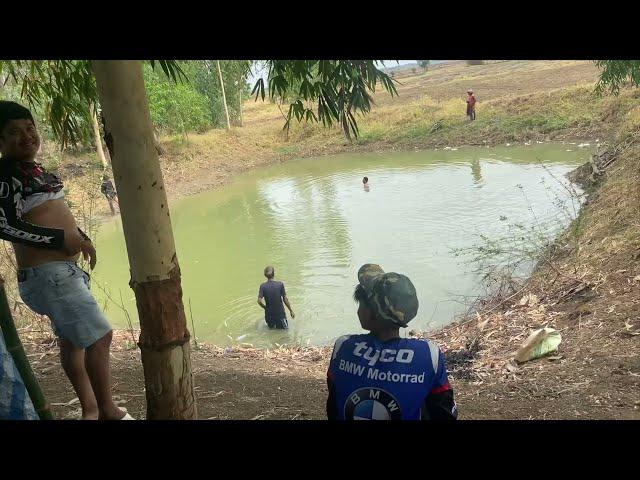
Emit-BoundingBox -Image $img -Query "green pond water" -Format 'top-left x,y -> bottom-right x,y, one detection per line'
91,144 -> 589,347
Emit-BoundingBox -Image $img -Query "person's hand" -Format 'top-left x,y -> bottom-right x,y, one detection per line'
290,311 -> 296,319
80,240 -> 97,270
63,232 -> 84,256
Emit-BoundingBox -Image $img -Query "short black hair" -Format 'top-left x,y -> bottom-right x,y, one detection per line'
264,265 -> 275,278
0,101 -> 35,135
353,284 -> 369,304
363,177 -> 368,183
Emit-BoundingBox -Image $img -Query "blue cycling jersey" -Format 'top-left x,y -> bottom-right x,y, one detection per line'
327,334 -> 452,420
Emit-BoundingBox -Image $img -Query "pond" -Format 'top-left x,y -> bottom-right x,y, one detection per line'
91,143 -> 589,347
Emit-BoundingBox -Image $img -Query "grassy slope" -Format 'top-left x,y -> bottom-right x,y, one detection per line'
47,60 -> 640,222
424,104 -> 640,419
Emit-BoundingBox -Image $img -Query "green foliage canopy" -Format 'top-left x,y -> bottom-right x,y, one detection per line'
1,59 -> 396,146
595,60 -> 640,95
252,60 -> 397,140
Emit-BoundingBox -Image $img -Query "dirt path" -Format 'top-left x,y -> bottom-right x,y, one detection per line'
29,336 -> 330,420
28,319 -> 640,420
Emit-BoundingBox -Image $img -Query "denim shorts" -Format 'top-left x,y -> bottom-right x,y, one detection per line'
18,261 -> 112,349
266,317 -> 289,329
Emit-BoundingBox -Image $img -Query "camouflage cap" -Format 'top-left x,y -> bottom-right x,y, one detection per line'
357,263 -> 419,327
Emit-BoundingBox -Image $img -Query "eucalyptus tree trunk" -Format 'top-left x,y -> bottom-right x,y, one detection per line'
216,60 -> 231,130
91,60 -> 197,420
91,106 -> 109,168
153,130 -> 165,156
238,88 -> 243,127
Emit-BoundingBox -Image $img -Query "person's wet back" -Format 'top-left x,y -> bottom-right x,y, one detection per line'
257,266 -> 295,329
326,263 -> 458,420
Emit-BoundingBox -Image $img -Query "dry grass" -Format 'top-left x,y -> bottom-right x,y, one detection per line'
41,60 -> 633,221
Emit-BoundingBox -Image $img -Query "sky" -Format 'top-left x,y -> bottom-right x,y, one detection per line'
248,60 -> 419,85
387,60 -> 418,66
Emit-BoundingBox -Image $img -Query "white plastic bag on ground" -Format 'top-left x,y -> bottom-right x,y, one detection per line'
514,327 -> 562,363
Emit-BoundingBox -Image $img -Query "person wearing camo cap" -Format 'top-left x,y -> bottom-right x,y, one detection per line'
326,263 -> 458,420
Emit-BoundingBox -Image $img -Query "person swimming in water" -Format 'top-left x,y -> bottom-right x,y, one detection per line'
362,176 -> 370,191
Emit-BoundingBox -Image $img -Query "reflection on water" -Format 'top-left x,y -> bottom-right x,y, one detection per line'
471,156 -> 482,185
92,144 -> 589,347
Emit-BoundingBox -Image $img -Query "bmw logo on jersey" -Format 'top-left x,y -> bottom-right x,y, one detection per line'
344,387 -> 403,420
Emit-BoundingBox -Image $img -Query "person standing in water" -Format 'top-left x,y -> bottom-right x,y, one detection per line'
466,89 -> 477,121
257,266 -> 295,329
362,176 -> 370,192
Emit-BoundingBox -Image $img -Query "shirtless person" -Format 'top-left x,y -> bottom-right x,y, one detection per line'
0,101 -> 131,420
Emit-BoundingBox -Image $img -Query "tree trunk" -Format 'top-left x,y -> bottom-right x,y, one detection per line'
99,113 -> 113,164
238,88 -> 243,127
341,112 -> 352,142
216,60 -> 231,130
91,60 -> 197,420
91,105 -> 109,169
153,130 -> 165,156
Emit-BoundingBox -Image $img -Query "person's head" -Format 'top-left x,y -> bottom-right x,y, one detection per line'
264,265 -> 275,279
0,101 -> 39,161
353,264 -> 419,336
362,176 -> 369,184
467,89 -> 474,95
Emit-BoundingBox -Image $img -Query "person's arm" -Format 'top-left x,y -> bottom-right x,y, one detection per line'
424,387 -> 457,420
0,176 -> 68,251
422,347 -> 458,421
326,371 -> 338,420
77,227 -> 97,270
257,285 -> 266,310
283,296 -> 295,318
326,335 -> 352,420
326,336 -> 345,420
281,283 -> 295,318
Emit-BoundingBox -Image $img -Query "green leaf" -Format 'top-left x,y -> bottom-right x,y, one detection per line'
249,60 -> 396,140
